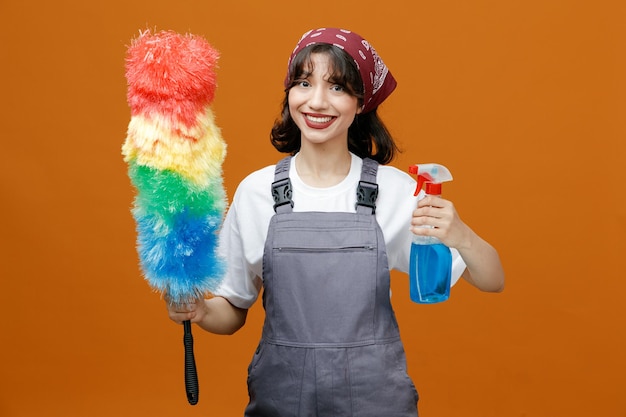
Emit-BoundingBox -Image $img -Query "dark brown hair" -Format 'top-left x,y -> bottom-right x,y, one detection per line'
270,44 -> 399,165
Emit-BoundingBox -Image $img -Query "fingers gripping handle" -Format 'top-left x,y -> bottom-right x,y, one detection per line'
183,320 -> 199,405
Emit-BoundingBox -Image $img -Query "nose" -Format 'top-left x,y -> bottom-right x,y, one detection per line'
307,84 -> 328,110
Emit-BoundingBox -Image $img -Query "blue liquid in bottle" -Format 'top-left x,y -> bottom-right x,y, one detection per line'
409,242 -> 452,304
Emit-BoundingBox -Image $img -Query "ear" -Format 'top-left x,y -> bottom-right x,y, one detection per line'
356,104 -> 364,115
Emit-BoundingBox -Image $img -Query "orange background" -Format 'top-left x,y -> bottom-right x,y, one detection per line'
1,0 -> 625,416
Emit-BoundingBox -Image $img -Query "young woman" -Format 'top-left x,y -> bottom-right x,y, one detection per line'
168,27 -> 504,416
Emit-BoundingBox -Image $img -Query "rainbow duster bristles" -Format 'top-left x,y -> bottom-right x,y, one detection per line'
122,29 -> 227,306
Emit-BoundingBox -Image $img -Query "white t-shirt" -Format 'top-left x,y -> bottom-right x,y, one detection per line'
214,153 -> 466,308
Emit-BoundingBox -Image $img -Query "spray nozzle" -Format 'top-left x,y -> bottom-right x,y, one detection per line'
409,163 -> 453,196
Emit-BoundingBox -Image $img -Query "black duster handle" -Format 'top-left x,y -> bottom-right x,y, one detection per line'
183,320 -> 199,405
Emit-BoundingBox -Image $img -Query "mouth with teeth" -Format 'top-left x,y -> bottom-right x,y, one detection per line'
304,113 -> 336,129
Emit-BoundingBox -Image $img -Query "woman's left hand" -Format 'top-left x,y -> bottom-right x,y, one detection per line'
410,195 -> 471,250
411,195 -> 505,293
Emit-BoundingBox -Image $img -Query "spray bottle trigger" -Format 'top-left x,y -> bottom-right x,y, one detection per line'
409,165 -> 432,196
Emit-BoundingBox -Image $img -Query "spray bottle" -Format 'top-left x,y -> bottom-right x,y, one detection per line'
408,163 -> 454,304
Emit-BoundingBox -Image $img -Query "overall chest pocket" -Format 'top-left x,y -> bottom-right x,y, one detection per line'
267,218 -> 379,345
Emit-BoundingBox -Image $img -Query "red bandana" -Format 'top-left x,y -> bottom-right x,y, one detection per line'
285,28 -> 397,113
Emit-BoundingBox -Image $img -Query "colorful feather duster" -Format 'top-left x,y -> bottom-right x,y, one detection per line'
122,29 -> 227,405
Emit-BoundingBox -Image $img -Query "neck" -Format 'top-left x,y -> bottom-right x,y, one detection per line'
295,148 -> 352,188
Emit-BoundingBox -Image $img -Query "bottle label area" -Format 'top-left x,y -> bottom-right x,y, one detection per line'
409,243 -> 452,304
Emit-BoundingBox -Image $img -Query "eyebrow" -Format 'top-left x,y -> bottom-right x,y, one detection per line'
296,67 -> 344,83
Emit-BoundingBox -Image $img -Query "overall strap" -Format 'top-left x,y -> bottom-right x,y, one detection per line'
356,158 -> 379,215
272,156 -> 294,213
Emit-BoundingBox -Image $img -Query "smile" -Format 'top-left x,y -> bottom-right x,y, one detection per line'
306,114 -> 333,123
304,113 -> 336,129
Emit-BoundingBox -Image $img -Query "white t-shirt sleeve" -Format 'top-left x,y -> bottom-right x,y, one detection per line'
213,166 -> 275,309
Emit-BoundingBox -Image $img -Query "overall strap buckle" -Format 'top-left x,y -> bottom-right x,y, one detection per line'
272,178 -> 294,212
356,180 -> 378,214
355,157 -> 379,214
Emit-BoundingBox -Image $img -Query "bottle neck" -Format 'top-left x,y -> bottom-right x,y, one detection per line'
425,182 -> 442,196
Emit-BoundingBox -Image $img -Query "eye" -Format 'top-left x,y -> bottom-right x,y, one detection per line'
295,79 -> 310,88
331,84 -> 345,92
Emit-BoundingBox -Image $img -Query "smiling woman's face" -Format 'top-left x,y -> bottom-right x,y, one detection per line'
288,53 -> 361,149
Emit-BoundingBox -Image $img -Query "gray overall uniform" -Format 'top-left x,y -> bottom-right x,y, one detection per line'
245,157 -> 418,417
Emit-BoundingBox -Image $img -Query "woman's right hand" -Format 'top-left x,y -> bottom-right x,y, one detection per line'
166,298 -> 209,325
165,296 -> 249,335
